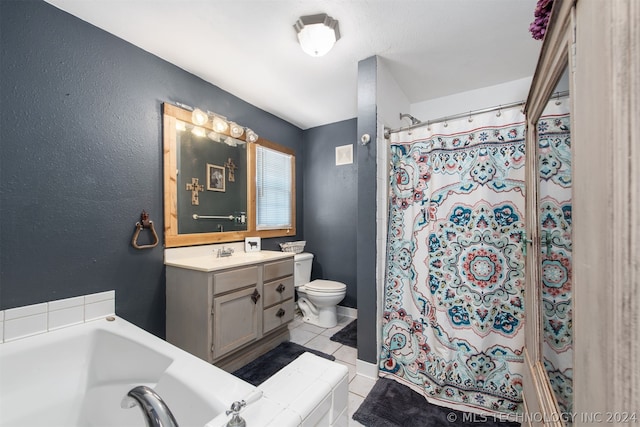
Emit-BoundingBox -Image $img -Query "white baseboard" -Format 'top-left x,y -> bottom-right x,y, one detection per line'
337,306 -> 375,380
356,358 -> 378,380
337,305 -> 357,318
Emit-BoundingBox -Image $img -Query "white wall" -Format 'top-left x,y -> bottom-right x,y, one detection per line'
410,76 -> 533,122
377,58 -> 411,129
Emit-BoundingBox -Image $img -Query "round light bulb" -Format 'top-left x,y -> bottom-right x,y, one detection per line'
191,126 -> 206,137
191,108 -> 208,126
213,116 -> 229,133
229,122 -> 244,138
245,129 -> 258,143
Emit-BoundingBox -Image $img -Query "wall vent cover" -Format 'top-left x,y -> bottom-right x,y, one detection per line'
335,144 -> 353,165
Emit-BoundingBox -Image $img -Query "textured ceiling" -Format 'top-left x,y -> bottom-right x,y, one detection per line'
45,0 -> 542,130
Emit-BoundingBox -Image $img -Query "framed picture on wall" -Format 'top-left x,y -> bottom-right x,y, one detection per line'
206,164 -> 225,192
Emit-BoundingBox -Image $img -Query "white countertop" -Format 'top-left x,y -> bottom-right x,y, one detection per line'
165,245 -> 294,272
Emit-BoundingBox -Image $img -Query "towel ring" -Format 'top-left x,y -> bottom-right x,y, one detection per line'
132,210 -> 159,249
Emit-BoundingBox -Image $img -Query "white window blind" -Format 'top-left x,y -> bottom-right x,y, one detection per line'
256,146 -> 292,229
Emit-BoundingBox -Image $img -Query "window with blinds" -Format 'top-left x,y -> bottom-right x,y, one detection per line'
256,146 -> 292,229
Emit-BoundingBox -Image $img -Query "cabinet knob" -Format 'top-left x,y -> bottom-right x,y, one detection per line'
276,283 -> 286,293
276,308 -> 286,318
251,289 -> 261,304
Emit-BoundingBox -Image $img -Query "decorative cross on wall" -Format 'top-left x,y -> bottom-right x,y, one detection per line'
224,158 -> 237,182
186,177 -> 204,205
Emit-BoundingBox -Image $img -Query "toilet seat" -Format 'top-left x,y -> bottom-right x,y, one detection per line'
304,279 -> 346,293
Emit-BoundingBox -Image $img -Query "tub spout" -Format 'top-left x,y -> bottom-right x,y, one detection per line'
122,385 -> 179,427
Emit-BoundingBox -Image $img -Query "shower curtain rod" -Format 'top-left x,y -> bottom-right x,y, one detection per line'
385,90 -> 570,138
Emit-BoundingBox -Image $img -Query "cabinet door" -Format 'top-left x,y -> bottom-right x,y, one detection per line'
212,287 -> 259,360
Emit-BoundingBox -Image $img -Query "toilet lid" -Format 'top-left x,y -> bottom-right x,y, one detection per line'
305,280 -> 346,293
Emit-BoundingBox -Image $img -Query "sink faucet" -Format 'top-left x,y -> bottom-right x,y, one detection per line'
217,246 -> 234,258
122,385 -> 179,427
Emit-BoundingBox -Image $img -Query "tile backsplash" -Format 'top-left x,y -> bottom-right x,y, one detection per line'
0,290 -> 115,343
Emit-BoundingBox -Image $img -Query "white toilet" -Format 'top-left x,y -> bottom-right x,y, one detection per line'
294,252 -> 347,328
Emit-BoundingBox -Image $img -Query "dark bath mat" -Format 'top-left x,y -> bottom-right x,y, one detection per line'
353,377 -> 521,427
232,341 -> 335,386
330,319 -> 357,348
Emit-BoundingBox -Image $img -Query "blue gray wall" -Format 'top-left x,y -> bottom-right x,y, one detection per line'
1,1 -> 379,362
302,119 -> 358,308
0,0 -> 304,337
356,56 -> 379,363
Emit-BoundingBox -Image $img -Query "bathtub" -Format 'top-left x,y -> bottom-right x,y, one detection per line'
0,315 -> 257,426
0,299 -> 349,427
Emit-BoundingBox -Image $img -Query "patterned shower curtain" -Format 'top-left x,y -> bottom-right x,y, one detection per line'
537,103 -> 572,417
380,107 -> 527,416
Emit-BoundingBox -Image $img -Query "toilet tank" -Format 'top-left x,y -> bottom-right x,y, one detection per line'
293,252 -> 314,287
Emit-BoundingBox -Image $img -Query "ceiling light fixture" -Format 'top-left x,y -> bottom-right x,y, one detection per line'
294,13 -> 340,57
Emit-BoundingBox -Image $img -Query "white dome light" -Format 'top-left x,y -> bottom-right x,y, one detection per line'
294,14 -> 340,57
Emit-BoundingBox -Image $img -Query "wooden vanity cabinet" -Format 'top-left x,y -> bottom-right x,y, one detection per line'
166,256 -> 295,371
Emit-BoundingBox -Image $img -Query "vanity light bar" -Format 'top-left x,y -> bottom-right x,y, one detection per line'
172,102 -> 258,143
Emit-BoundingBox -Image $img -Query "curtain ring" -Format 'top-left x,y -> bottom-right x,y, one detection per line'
468,112 -> 473,123
496,106 -> 502,117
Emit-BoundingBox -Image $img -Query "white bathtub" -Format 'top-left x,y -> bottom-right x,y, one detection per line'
0,316 -> 256,427
0,291 -> 349,427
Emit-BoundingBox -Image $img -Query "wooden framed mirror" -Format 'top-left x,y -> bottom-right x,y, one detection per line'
163,103 -> 296,247
522,0 -> 574,425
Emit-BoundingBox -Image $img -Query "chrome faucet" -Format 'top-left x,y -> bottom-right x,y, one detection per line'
122,385 -> 179,427
217,246 -> 234,258
225,390 -> 263,427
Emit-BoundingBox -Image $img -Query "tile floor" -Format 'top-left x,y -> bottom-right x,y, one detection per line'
288,313 -> 370,427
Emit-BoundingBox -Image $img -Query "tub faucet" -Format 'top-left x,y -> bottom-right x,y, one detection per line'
225,390 -> 263,427
122,385 -> 179,427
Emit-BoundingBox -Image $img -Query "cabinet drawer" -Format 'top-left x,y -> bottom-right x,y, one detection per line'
263,299 -> 294,334
213,266 -> 259,295
263,259 -> 294,282
263,276 -> 294,307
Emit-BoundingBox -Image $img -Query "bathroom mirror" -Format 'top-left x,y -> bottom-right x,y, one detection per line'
163,103 -> 296,247
522,1 -> 574,423
536,67 -> 573,419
